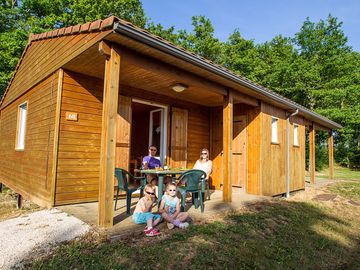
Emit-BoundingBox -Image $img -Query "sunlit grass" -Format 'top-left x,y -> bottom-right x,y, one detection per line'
316,165 -> 360,181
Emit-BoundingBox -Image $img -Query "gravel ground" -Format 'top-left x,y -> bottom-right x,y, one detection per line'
0,208 -> 90,269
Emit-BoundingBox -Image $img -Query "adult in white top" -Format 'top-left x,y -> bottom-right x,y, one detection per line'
193,148 -> 212,180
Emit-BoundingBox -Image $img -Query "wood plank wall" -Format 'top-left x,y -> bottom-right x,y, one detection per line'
55,71 -> 103,205
290,116 -> 306,191
261,102 -> 286,196
1,31 -> 111,109
54,71 -> 211,205
0,73 -> 59,207
260,102 -> 306,196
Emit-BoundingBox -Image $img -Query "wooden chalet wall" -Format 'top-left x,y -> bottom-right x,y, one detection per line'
0,73 -> 59,207
55,71 -> 103,205
260,102 -> 306,196
290,116 -> 306,191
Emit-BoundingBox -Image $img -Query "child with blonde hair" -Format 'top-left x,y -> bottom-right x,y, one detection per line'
133,184 -> 162,237
159,183 -> 189,229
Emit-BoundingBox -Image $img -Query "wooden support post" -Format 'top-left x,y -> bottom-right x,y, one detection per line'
309,124 -> 316,184
223,90 -> 233,202
98,45 -> 120,227
50,68 -> 64,207
328,130 -> 334,180
0,183 -> 3,193
17,194 -> 23,209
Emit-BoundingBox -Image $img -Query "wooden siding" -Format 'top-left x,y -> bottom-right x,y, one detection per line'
260,102 -> 306,196
1,31 -> 111,109
0,73 -> 59,207
290,116 -> 306,191
261,102 -> 286,196
187,107 -> 210,168
210,106 -> 223,189
55,71 -> 103,205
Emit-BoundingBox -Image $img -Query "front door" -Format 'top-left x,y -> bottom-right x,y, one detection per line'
232,115 -> 247,187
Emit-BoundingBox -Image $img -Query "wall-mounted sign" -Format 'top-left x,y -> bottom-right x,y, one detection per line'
65,112 -> 78,121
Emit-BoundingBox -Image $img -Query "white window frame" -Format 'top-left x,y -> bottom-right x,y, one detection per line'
15,101 -> 28,150
271,117 -> 278,143
293,124 -> 299,146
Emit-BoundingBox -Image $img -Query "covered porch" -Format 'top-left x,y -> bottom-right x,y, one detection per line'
58,187 -> 264,236
60,34 -> 259,227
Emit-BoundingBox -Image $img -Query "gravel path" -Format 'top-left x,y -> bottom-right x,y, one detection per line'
0,208 -> 90,269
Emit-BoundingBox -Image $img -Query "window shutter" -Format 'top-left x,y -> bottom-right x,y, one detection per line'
170,107 -> 188,168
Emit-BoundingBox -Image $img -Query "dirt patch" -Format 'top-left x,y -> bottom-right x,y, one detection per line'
348,200 -> 360,206
313,194 -> 338,201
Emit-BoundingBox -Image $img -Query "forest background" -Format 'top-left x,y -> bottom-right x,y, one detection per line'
1,0 -> 359,169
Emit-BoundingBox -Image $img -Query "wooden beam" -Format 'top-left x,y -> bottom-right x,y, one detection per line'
232,90 -> 259,107
50,68 -> 64,206
98,45 -> 120,227
17,194 -> 23,209
309,124 -> 316,184
99,41 -> 111,58
328,130 -> 334,180
120,47 -> 227,96
223,90 -> 233,202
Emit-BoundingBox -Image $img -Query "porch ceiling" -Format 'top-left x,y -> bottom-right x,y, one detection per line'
63,41 -> 224,107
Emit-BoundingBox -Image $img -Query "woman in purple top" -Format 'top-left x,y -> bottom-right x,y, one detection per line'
142,145 -> 162,185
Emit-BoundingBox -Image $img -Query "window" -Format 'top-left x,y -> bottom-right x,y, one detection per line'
16,102 -> 28,150
271,117 -> 278,143
293,124 -> 299,146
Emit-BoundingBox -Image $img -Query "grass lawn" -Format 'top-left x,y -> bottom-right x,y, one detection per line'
316,165 -> 360,181
30,177 -> 360,269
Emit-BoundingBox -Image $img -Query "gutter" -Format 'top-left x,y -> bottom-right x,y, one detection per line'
114,22 -> 342,130
286,109 -> 299,198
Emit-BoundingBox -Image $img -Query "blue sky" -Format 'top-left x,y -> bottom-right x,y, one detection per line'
142,0 -> 360,52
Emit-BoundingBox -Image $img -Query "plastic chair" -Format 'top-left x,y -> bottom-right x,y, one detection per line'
114,168 -> 146,214
177,169 -> 207,213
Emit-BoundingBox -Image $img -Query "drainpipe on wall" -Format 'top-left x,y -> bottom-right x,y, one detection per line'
286,109 -> 299,198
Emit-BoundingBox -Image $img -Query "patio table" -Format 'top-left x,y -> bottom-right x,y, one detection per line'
138,169 -> 202,209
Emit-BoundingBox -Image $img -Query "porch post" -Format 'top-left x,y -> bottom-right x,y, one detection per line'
328,129 -> 334,180
223,90 -> 233,202
309,124 -> 316,184
98,45 -> 120,227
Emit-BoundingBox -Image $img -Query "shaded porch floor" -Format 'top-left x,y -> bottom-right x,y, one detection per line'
57,188 -> 265,240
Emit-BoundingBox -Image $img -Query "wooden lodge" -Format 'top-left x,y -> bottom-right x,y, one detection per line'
0,16 -> 341,227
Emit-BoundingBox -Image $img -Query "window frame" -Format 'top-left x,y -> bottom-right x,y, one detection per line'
15,101 -> 28,151
271,116 -> 279,144
293,124 -> 299,147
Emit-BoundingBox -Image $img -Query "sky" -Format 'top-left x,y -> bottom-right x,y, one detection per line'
142,0 -> 360,52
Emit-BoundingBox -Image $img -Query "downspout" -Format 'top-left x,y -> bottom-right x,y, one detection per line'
286,109 -> 299,198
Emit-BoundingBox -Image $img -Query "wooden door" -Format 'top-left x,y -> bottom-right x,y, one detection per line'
170,107 -> 188,168
232,115 -> 247,187
115,95 -> 132,170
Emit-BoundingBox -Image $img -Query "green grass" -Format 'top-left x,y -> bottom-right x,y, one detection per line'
327,182 -> 360,200
31,198 -> 360,270
316,165 -> 360,181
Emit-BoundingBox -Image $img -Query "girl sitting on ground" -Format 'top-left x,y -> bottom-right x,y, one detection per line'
159,183 -> 189,229
133,184 -> 162,237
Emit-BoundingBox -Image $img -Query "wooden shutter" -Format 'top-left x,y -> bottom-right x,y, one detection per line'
115,95 -> 132,169
170,107 -> 188,168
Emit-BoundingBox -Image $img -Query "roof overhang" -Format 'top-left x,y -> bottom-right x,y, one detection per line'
114,21 -> 342,130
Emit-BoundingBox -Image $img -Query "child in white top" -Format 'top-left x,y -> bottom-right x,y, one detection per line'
133,184 -> 162,237
159,183 -> 189,229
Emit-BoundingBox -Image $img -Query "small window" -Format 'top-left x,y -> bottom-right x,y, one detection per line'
293,124 -> 299,146
16,102 -> 28,150
271,117 -> 278,143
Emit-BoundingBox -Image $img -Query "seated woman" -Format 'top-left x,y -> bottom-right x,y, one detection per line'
193,148 -> 212,181
142,145 -> 162,185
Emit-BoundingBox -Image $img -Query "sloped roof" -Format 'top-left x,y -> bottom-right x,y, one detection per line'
0,16 -> 341,129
